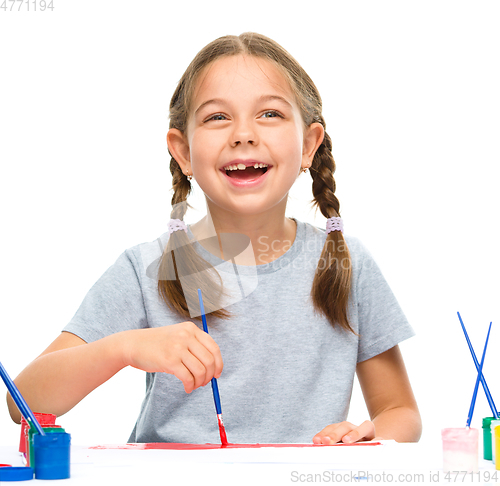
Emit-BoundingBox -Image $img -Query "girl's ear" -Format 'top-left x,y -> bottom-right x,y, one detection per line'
302,122 -> 325,169
167,128 -> 192,175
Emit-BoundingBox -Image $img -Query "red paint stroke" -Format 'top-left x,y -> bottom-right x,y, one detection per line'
217,414 -> 228,446
90,442 -> 382,450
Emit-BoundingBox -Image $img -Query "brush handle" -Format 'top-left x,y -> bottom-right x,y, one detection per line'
0,361 -> 45,435
198,289 -> 209,334
211,379 -> 223,415
458,312 -> 499,419
197,289 -> 224,416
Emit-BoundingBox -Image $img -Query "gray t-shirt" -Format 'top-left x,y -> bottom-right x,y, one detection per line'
63,219 -> 414,444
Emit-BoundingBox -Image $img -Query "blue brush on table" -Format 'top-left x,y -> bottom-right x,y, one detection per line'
0,360 -> 45,436
197,288 -> 228,445
466,321 -> 493,428
458,312 -> 499,419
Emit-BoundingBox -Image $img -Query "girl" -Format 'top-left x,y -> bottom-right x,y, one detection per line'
7,33 -> 421,445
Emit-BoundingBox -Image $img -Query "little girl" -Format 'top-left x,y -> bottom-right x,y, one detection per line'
8,33 -> 421,445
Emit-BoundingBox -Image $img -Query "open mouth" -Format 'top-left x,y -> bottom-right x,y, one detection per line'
223,163 -> 269,181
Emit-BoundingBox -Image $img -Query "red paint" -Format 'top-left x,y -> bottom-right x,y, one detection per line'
0,464 -> 13,467
90,442 -> 382,450
217,414 -> 228,446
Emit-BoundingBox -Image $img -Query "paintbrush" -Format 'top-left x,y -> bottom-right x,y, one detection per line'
0,360 -> 45,435
197,288 -> 228,445
466,321 -> 492,428
458,312 -> 499,419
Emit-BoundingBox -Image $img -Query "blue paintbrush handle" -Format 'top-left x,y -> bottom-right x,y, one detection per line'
197,289 -> 223,416
0,360 -> 45,435
211,379 -> 222,415
458,312 -> 499,419
198,289 -> 209,334
466,321 -> 492,428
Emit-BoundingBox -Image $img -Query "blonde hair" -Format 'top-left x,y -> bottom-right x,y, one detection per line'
159,32 -> 353,332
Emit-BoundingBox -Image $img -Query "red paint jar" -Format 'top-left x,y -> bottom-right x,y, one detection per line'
19,412 -> 56,454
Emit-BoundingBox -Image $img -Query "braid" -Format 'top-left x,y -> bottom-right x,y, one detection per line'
310,123 -> 354,333
310,129 -> 340,219
157,158 -> 230,321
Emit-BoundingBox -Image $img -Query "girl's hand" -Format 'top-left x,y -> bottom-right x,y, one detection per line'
312,420 -> 379,445
121,322 -> 223,394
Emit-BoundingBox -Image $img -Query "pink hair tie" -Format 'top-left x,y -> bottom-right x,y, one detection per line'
167,219 -> 188,234
325,217 -> 343,234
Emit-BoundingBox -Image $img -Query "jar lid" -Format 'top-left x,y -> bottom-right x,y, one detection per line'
483,416 -> 496,427
0,466 -> 34,481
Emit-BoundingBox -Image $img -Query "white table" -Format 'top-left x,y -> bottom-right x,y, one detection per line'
0,440 -> 498,485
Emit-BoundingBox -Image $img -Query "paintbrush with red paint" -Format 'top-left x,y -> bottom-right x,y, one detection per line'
197,288 -> 228,445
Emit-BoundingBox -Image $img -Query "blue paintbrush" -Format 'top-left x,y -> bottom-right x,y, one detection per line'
197,289 -> 228,445
458,312 -> 499,419
466,321 -> 492,428
0,360 -> 45,435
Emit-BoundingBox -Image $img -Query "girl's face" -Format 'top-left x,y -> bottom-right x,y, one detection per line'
172,54 -> 323,220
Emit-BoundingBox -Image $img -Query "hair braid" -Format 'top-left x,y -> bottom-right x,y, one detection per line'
310,130 -> 340,218
310,124 -> 353,333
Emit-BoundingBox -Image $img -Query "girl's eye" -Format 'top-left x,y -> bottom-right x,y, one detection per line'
262,110 -> 282,119
206,114 -> 227,122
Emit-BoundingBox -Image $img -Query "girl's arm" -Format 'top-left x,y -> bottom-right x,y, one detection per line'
312,345 -> 421,444
7,322 -> 223,424
357,344 -> 421,441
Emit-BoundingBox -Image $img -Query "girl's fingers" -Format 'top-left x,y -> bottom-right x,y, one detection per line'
187,339 -> 217,387
194,330 -> 224,378
313,422 -> 354,444
171,361 -> 197,394
179,350 -> 209,392
312,420 -> 376,445
341,420 -> 376,443
125,323 -> 223,392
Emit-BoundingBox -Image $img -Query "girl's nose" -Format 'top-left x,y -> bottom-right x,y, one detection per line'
230,119 -> 258,147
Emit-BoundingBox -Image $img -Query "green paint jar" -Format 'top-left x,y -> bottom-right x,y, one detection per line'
483,417 -> 495,460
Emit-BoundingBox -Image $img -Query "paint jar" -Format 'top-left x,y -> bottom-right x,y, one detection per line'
490,419 -> 500,462
19,412 -> 56,454
483,417 -> 495,460
442,427 -> 478,472
33,432 -> 71,480
495,426 -> 500,471
28,425 -> 64,467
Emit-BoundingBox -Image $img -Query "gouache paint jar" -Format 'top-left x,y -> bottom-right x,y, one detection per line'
28,425 -> 64,467
490,420 -> 500,462
495,426 -> 500,470
20,412 -> 56,454
442,427 -> 478,472
33,432 -> 71,480
483,417 -> 494,460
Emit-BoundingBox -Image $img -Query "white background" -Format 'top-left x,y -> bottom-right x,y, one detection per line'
0,1 -> 499,447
